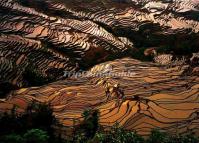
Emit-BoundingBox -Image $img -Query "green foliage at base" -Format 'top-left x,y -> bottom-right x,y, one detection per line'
147,129 -> 199,143
90,128 -> 198,143
24,129 -> 49,143
0,129 -> 49,143
93,123 -> 144,143
0,102 -> 56,143
0,134 -> 24,143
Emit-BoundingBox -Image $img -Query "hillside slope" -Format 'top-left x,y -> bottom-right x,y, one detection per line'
0,0 -> 199,137
0,0 -> 199,88
1,58 -> 199,136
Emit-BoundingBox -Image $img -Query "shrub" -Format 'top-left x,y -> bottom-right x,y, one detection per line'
20,102 -> 56,137
147,129 -> 199,143
180,133 -> 199,143
0,129 -> 50,143
77,109 -> 100,139
0,102 -> 56,137
93,123 -> 144,143
147,129 -> 170,143
0,134 -> 25,143
24,129 -> 49,143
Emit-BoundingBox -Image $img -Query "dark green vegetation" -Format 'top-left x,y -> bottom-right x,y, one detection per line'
84,124 -> 199,143
0,103 -> 198,143
0,102 -> 56,143
1,129 -> 49,143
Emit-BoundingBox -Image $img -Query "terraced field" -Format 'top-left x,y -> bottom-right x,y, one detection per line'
1,0 -> 199,87
0,0 -> 199,138
1,58 -> 199,136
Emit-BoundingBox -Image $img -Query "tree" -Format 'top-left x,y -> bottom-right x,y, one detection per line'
24,129 -> 49,143
74,109 -> 100,142
81,109 -> 100,139
0,134 -> 25,143
0,102 -> 56,139
96,123 -> 144,143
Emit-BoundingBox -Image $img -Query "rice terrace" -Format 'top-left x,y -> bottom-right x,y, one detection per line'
0,0 -> 199,142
